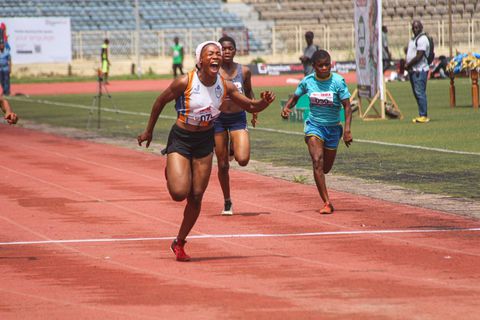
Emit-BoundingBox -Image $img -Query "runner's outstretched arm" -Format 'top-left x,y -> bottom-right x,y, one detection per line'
226,81 -> 275,113
137,76 -> 188,147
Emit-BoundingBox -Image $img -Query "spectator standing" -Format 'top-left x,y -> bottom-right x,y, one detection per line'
171,37 -> 184,78
100,39 -> 110,84
382,26 -> 392,73
0,40 -> 11,96
300,31 -> 318,76
405,20 -> 430,123
0,24 -> 10,50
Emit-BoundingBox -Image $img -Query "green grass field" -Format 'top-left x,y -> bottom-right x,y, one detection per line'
9,77 -> 480,200
11,73 -> 172,84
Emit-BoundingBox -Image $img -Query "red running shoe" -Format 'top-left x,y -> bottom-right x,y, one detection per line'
170,239 -> 191,262
320,203 -> 334,214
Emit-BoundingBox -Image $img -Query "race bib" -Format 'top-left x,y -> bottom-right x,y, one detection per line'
192,105 -> 220,123
233,81 -> 244,94
310,91 -> 334,107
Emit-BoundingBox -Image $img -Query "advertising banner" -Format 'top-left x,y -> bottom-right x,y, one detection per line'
249,62 -> 357,76
354,0 -> 383,99
250,63 -> 305,75
0,17 -> 71,64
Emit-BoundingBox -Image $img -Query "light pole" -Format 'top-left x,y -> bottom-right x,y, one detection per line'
448,0 -> 453,58
134,0 -> 142,77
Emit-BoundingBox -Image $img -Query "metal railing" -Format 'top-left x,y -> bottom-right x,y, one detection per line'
72,27 -> 251,60
70,19 -> 479,61
272,19 -> 480,58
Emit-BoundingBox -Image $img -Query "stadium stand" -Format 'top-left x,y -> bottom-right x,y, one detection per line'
0,0 -> 245,31
242,0 -> 479,56
0,0 -> 260,57
0,0 -> 478,58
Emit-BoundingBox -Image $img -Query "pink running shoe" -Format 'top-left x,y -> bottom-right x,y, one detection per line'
170,239 -> 191,262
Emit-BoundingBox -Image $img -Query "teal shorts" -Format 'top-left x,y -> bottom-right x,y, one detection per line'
304,120 -> 343,150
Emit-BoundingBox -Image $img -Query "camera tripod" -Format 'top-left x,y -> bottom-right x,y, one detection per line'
87,75 -> 118,129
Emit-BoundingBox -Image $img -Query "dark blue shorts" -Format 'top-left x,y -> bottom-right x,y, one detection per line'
213,111 -> 247,134
165,124 -> 214,159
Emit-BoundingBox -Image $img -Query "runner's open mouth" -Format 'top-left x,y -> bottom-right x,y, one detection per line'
210,62 -> 220,72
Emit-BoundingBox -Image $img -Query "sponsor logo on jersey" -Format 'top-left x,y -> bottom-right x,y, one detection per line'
192,84 -> 200,94
310,91 -> 334,107
215,84 -> 223,98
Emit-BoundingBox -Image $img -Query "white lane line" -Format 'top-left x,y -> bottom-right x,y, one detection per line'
1,227 -> 479,246
6,137 -> 480,258
354,138 -> 480,156
9,96 -> 176,120
250,127 -> 480,156
11,96 -> 480,156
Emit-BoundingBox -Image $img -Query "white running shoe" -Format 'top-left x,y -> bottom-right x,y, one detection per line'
221,200 -> 233,216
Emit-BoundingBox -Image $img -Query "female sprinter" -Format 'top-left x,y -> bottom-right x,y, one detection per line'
214,36 -> 257,216
137,41 -> 275,261
281,50 -> 352,215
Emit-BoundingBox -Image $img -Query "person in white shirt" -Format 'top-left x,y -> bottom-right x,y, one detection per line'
137,41 -> 275,262
405,20 -> 430,123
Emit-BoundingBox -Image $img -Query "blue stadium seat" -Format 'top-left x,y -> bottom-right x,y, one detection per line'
3,0 -> 260,54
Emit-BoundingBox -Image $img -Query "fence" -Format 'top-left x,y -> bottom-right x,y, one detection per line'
72,27 -> 250,60
70,19 -> 479,61
272,19 -> 480,58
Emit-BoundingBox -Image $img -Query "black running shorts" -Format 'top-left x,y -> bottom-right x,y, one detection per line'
165,124 -> 214,159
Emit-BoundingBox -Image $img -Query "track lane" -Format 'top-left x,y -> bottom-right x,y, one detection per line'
1,125 -> 480,319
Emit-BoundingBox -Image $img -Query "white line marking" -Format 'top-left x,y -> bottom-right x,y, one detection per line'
9,96 -> 176,120
1,227 -> 479,246
11,96 -> 479,156
250,127 -> 480,156
354,139 -> 480,156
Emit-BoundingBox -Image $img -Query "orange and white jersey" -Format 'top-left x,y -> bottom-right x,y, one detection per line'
175,70 -> 227,126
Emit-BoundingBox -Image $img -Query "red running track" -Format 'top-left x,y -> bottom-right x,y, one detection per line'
10,73 -> 358,96
0,124 -> 479,319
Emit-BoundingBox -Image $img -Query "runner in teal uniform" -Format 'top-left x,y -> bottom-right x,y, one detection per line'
282,49 -> 353,214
